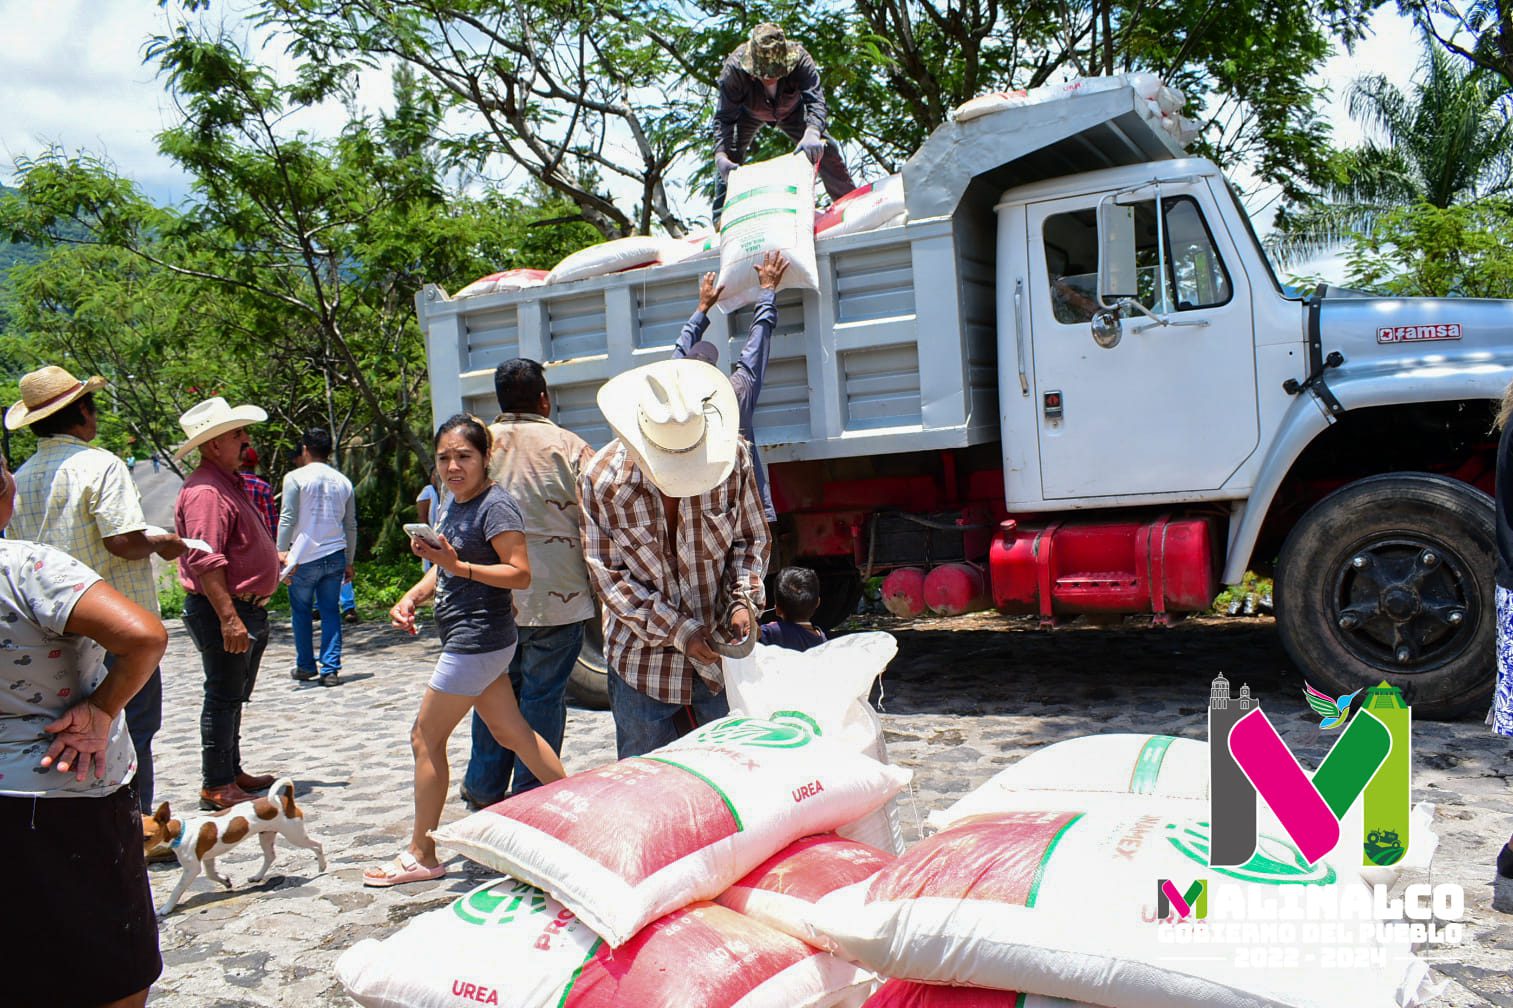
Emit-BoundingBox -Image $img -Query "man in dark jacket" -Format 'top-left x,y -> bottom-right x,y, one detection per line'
712,23 -> 855,226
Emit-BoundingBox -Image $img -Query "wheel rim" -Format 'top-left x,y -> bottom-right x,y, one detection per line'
1330,534 -> 1479,672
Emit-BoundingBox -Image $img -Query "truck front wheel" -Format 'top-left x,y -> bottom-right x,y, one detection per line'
1274,473 -> 1494,720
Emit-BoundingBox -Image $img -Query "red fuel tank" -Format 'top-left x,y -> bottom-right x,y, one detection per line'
989,516 -> 1218,622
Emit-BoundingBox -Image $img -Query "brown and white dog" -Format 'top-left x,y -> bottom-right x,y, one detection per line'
143,777 -> 326,916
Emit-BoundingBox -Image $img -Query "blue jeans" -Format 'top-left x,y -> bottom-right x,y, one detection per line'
105,654 -> 161,813
608,667 -> 729,759
463,621 -> 585,803
340,578 -> 356,614
289,550 -> 345,676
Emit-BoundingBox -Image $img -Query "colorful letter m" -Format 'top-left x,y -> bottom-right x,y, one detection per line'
1157,879 -> 1207,920
1210,682 -> 1410,868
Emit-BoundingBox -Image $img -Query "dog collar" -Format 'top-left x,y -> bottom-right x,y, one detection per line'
169,826 -> 183,849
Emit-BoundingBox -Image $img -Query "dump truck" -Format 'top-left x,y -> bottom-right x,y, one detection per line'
418,79 -> 1513,719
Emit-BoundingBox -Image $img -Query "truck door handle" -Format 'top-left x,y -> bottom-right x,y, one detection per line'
1014,279 -> 1029,396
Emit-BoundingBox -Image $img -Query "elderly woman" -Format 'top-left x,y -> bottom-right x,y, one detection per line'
0,452 -> 169,1008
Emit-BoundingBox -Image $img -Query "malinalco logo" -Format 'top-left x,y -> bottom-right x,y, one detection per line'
1207,676 -> 1410,868
1157,879 -> 1208,920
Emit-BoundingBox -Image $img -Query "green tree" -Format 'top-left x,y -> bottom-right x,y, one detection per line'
1345,198 -> 1513,297
258,0 -> 1374,235
1396,0 -> 1513,89
1274,40 -> 1513,262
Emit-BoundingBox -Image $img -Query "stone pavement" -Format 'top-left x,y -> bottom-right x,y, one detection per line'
142,613 -> 1513,1006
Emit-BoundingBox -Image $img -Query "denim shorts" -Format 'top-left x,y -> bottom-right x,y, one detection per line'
428,643 -> 518,697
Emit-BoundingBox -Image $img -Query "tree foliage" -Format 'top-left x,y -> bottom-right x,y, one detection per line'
1397,0 -> 1513,89
1272,38 -> 1513,263
1345,198 -> 1513,297
257,0 -> 1374,237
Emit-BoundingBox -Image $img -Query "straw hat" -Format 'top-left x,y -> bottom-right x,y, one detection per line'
597,359 -> 739,497
173,396 -> 268,460
5,366 -> 109,430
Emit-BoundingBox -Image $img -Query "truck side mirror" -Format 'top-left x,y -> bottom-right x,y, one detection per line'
1097,199 -> 1138,307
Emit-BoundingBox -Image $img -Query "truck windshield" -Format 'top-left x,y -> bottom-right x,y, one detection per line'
1220,180 -> 1291,299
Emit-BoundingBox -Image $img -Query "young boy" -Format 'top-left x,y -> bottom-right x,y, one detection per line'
759,566 -> 826,652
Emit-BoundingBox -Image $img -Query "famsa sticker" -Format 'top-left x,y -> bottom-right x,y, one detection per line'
1377,323 -> 1462,343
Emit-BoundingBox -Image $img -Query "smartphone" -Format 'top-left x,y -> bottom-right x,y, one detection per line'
403,523 -> 444,549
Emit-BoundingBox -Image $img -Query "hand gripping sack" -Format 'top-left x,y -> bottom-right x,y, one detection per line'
716,833 -> 893,951
716,153 -> 820,311
724,633 -> 905,853
926,732 -> 1440,888
546,236 -> 695,285
862,982 -> 1093,1007
336,878 -> 873,1008
810,808 -> 1437,1008
432,713 -> 910,946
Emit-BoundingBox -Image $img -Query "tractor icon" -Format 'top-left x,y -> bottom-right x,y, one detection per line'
1364,828 -> 1405,866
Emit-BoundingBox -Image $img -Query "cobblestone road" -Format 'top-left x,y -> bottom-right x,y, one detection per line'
142,612 -> 1513,1007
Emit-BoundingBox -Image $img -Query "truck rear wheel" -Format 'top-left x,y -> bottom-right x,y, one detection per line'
567,613 -> 610,710
1274,472 -> 1494,720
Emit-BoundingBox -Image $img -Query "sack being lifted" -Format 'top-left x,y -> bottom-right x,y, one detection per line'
717,152 -> 821,311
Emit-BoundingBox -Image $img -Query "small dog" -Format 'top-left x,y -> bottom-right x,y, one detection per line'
143,777 -> 326,916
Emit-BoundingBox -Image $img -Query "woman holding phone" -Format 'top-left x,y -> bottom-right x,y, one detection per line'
370,414 -> 567,886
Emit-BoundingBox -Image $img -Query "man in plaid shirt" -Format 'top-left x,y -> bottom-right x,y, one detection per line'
581,357 -> 770,758
238,445 -> 278,539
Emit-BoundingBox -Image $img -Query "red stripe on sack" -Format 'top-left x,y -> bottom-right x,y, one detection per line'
561,903 -> 815,1008
729,834 -> 892,904
863,979 -> 1026,1006
490,759 -> 738,886
865,811 -> 1081,906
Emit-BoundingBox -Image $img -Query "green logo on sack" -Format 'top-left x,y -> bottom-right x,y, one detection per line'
1166,821 -> 1336,886
692,713 -> 820,749
452,880 -> 549,926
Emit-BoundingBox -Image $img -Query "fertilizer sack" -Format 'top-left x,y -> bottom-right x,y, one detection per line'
862,981 -> 1094,1007
810,807 -> 1436,1008
336,878 -> 873,1008
455,268 -> 550,298
547,235 -> 694,285
717,153 -> 820,311
815,175 -> 905,239
433,713 -> 910,947
724,633 -> 905,853
716,833 -> 893,952
927,732 -> 1439,888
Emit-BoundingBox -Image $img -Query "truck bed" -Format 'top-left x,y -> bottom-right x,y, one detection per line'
417,79 -> 1182,462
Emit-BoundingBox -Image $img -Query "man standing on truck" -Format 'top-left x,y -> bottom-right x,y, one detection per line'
674,249 -> 786,522
580,359 -> 770,758
712,23 -> 855,227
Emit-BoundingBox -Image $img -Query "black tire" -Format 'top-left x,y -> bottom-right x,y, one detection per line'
567,613 -> 609,710
1274,472 -> 1494,720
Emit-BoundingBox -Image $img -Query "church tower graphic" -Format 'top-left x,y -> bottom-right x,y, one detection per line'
1209,673 -> 1258,865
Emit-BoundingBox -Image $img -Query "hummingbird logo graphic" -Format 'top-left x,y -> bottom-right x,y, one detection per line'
1303,682 -> 1359,730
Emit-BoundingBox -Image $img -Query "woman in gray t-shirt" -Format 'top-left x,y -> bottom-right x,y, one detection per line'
372,415 -> 567,887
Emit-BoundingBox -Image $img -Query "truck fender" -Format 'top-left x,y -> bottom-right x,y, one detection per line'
1223,362 -> 1513,585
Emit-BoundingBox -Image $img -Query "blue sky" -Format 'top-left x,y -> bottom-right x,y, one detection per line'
1,0 -> 1419,274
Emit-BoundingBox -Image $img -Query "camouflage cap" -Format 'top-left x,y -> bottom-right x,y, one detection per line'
740,23 -> 799,79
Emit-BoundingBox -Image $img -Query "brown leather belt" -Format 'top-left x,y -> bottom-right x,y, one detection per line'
230,592 -> 272,607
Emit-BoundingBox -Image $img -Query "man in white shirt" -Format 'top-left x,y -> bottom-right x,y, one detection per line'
277,428 -> 357,687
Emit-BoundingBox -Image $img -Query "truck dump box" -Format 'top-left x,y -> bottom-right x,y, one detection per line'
417,80 -> 1184,460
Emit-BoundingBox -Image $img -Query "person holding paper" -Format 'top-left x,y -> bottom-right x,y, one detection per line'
277,429 -> 357,687
6,365 -> 186,814
172,396 -> 281,811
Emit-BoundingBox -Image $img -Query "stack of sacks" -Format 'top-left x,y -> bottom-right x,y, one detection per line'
717,152 -> 821,311
816,175 -> 906,240
952,73 -> 1197,147
796,731 -> 1442,1008
684,227 -> 721,260
337,878 -> 874,1008
724,633 -> 906,854
453,268 -> 550,298
545,235 -> 697,285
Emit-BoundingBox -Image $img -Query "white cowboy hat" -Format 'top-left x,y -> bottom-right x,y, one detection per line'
173,396 -> 268,460
597,359 -> 740,497
5,365 -> 109,430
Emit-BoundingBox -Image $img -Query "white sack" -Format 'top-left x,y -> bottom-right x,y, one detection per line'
717,153 -> 820,311
547,236 -> 695,285
455,268 -> 550,298
816,175 -> 906,239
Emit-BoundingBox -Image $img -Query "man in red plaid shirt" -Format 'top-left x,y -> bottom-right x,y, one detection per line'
238,445 -> 278,540
580,357 -> 769,758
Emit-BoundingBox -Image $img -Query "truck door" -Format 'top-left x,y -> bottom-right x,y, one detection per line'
1025,187 -> 1259,500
